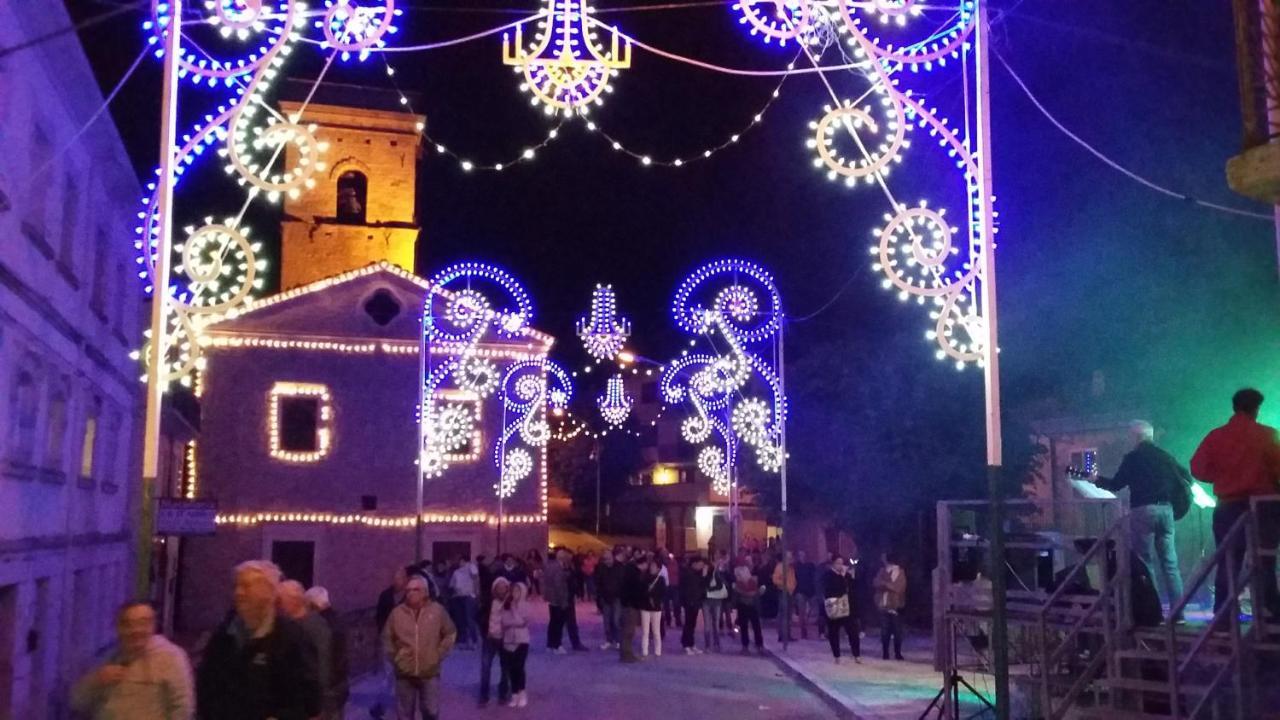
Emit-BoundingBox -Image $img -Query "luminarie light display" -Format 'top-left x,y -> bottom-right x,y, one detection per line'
598,374 -> 634,427
576,284 -> 631,361
421,262 -> 537,480
663,260 -> 786,491
502,0 -> 632,116
135,0 -> 403,388
733,0 -> 989,367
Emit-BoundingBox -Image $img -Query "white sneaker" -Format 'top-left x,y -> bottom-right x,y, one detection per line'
517,691 -> 528,708
552,647 -> 567,655
684,647 -> 694,655
508,695 -> 520,707
600,642 -> 612,650
693,647 -> 704,655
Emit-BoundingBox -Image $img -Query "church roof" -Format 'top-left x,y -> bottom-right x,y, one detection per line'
204,261 -> 555,350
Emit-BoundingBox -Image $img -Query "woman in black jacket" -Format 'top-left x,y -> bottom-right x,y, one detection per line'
640,559 -> 666,658
822,555 -> 861,664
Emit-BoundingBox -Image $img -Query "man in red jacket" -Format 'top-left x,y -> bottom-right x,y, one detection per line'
1191,388 -> 1280,618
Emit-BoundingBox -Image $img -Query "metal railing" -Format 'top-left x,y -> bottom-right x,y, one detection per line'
1165,511 -> 1250,719
1037,513 -> 1129,720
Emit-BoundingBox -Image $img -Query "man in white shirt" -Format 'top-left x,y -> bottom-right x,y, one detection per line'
449,557 -> 480,650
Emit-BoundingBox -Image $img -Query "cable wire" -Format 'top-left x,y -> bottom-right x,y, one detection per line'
995,50 -> 1274,222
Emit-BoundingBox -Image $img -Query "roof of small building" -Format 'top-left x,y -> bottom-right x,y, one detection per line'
203,261 -> 555,350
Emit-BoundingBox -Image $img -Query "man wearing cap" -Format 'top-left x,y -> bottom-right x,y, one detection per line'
383,575 -> 457,719
305,586 -> 350,720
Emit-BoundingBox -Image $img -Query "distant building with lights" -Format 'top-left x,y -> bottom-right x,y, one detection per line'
178,92 -> 552,631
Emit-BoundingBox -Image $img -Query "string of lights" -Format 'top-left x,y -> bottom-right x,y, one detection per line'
379,56 -> 566,173
583,52 -> 798,168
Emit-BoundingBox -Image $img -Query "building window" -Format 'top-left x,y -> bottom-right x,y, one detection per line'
45,386 -> 68,471
8,370 -> 38,465
58,173 -> 80,283
80,398 -> 102,481
23,125 -> 52,246
91,228 -> 108,319
363,289 -> 401,326
336,170 -> 367,224
112,260 -> 128,339
269,382 -> 333,462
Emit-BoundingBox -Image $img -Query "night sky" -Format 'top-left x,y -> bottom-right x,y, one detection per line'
67,0 -> 1279,470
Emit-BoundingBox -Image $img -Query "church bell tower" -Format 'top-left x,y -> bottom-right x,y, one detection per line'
278,95 -> 425,290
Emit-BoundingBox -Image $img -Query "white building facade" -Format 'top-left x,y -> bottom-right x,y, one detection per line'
0,3 -> 144,718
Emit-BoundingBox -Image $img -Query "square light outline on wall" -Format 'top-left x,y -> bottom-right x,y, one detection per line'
269,382 -> 334,463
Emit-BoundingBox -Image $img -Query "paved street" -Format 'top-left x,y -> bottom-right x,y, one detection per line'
344,600 -> 840,720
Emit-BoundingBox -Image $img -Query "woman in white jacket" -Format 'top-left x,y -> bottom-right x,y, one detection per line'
500,582 -> 532,707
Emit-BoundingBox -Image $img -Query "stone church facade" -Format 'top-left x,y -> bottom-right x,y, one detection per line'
179,97 -> 551,630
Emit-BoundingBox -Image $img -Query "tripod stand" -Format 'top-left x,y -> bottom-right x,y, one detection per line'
919,670 -> 997,720
919,617 -> 998,719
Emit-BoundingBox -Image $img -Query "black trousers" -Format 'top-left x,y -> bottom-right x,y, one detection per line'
547,604 -> 582,649
880,611 -> 903,658
499,644 -> 529,693
827,615 -> 860,659
1213,500 -> 1280,618
681,603 -> 701,648
736,604 -> 763,649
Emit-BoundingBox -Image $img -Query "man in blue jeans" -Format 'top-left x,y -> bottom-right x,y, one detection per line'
1094,420 -> 1188,622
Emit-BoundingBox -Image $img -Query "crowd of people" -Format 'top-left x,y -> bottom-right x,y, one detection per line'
69,545 -> 911,720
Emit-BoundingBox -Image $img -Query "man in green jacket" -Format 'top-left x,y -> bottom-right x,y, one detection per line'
383,575 -> 457,719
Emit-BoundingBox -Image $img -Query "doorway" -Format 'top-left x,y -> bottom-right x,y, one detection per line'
271,541 -> 316,587
0,584 -> 17,720
430,541 -> 471,564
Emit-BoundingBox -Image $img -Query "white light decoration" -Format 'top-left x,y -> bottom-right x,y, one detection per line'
576,284 -> 631,361
808,95 -> 910,185
215,510 -> 547,527
698,446 -> 730,495
598,374 -> 634,427
502,0 -> 632,116
731,397 -> 772,447
268,382 -> 334,463
499,447 -> 534,498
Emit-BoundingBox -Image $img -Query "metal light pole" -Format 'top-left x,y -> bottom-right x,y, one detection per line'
777,319 -> 790,651
137,0 -> 183,598
416,302 -> 429,562
594,436 -> 602,536
974,2 -> 1009,717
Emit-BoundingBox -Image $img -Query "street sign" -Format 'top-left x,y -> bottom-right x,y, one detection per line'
155,498 -> 217,536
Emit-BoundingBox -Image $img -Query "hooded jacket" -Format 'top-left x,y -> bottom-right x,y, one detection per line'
382,600 -> 457,679
73,635 -> 194,720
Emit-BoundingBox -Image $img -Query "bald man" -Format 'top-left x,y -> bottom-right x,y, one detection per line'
72,602 -> 194,720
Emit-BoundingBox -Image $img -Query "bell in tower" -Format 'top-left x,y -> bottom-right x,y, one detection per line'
277,83 -> 425,290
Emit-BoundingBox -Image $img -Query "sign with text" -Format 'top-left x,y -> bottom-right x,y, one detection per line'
155,498 -> 218,536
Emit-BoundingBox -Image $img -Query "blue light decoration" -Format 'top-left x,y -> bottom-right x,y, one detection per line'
420,262 -> 538,481
733,1 -> 992,368
576,284 -> 631,361
501,0 -> 632,116
493,359 -> 573,498
133,0 -> 407,388
598,374 -> 634,427
663,260 -> 786,492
